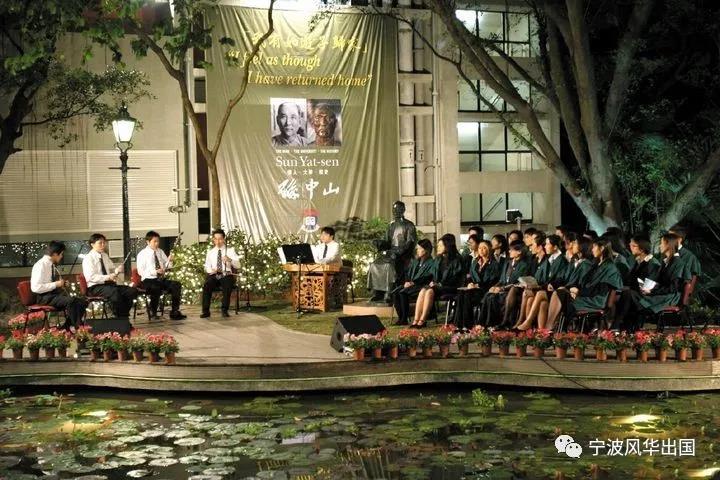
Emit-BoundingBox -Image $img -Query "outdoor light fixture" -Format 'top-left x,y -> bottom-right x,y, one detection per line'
112,103 -> 137,152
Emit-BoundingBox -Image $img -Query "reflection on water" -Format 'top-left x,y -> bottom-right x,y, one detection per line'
0,387 -> 718,479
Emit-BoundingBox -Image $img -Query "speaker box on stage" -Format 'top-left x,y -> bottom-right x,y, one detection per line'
84,318 -> 132,336
330,315 -> 386,352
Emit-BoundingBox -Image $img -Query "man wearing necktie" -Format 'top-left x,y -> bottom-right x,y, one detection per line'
313,227 -> 342,265
137,231 -> 186,320
201,229 -> 241,318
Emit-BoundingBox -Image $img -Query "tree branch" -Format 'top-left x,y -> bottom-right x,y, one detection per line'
603,0 -> 655,135
0,25 -> 24,54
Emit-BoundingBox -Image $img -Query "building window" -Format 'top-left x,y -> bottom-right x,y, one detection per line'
455,9 -> 533,57
458,79 -> 531,112
461,192 -> 534,224
457,121 -> 540,172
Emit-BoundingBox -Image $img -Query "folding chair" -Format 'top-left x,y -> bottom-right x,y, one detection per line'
656,275 -> 698,332
76,274 -> 110,319
16,281 -> 60,331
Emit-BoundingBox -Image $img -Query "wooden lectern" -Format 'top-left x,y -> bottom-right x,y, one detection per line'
283,263 -> 353,312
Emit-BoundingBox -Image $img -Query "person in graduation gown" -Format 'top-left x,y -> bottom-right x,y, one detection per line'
452,240 -> 501,330
477,241 -> 530,328
502,232 -> 547,329
514,234 -> 569,331
626,235 -> 661,289
507,230 -> 522,245
491,234 -> 508,268
392,239 -> 434,326
564,238 -> 624,329
605,227 -> 636,271
669,225 -> 702,278
31,241 -> 88,329
545,236 -> 594,330
613,233 -> 690,331
459,226 -> 483,271
411,234 -> 464,328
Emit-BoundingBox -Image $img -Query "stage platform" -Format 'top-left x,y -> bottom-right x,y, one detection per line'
2,309 -> 720,393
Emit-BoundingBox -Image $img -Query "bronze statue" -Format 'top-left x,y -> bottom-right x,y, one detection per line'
367,201 -> 417,303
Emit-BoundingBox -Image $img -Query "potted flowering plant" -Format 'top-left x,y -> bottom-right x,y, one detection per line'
633,330 -> 653,362
129,334 -> 147,362
652,332 -> 671,362
75,325 -> 93,351
25,334 -> 41,361
492,330 -> 515,357
97,332 -> 123,361
528,329 -> 553,358
569,333 -> 589,361
668,330 -> 689,362
8,315 -> 26,331
434,326 -> 455,358
552,332 -> 574,359
398,329 -> 420,358
40,328 -> 72,359
511,331 -> 531,358
344,333 -> 372,361
159,335 -> 179,365
612,332 -> 632,362
36,329 -> 55,359
383,335 -> 399,360
703,329 -> 720,359
6,332 -> 25,360
686,332 -> 706,361
145,334 -> 167,363
0,335 -> 4,360
419,332 -> 437,358
455,326 -> 480,356
86,335 -> 101,361
591,330 -> 616,361
116,335 -> 131,361
367,332 -> 385,360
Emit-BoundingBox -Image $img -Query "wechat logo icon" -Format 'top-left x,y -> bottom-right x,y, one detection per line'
555,434 -> 583,458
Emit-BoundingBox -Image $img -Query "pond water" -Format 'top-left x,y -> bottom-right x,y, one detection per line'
0,387 -> 718,479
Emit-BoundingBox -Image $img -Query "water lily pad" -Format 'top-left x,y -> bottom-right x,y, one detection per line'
140,429 -> 165,438
127,469 -> 151,478
0,456 -> 22,468
164,429 -> 192,439
188,476 -> 222,480
209,438 -> 240,447
174,437 -> 206,446
147,458 -> 178,467
117,435 -> 145,444
179,455 -> 209,465
203,466 -> 235,475
206,455 -> 239,464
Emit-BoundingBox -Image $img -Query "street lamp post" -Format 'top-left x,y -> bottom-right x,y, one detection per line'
111,103 -> 137,276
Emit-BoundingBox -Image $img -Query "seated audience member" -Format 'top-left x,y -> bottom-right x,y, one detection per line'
392,239 -> 434,326
545,237 -> 594,330
562,232 -> 577,261
201,229 -> 240,318
626,234 -> 661,289
452,240 -> 501,330
514,234 -> 569,331
82,233 -> 138,319
523,228 -> 538,248
613,233 -> 690,331
411,234 -> 464,328
312,226 -> 342,265
491,234 -> 508,266
460,226 -> 484,270
477,241 -> 530,328
503,233 -> 546,329
31,241 -> 88,329
137,231 -> 186,320
602,230 -> 633,280
507,229 -> 523,245
583,230 -> 599,241
668,224 -> 702,278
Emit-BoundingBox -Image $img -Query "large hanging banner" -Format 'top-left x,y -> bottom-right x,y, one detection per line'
207,6 -> 399,240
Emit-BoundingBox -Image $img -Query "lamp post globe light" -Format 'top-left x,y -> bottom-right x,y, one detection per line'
111,103 -> 137,276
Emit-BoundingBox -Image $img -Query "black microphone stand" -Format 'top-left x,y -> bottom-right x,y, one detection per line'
240,241 -> 266,312
295,255 -> 305,318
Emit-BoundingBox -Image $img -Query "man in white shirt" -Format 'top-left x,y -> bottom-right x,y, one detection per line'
201,229 -> 241,318
31,241 -> 88,329
82,233 -> 138,319
137,231 -> 186,320
312,226 -> 342,265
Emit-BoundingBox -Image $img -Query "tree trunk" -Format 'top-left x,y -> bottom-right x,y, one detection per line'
208,161 -> 222,229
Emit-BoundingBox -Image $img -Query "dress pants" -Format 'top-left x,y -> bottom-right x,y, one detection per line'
392,285 -> 422,324
37,289 -> 88,328
202,275 -> 235,313
88,284 -> 138,318
453,288 -> 486,330
478,290 -> 509,327
142,278 -> 182,314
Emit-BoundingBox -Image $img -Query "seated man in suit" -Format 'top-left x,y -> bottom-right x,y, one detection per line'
312,226 -> 342,265
201,229 -> 241,318
31,241 -> 88,329
136,230 -> 186,320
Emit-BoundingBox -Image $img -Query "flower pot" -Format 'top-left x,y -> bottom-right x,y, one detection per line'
533,346 -> 544,358
118,349 -> 130,362
77,340 -> 86,352
459,344 -> 469,357
481,343 -> 492,357
389,346 -> 399,359
498,345 -> 510,357
132,350 -> 144,362
573,346 -> 585,361
407,346 -> 417,358
555,347 -> 567,359
637,349 -> 648,362
692,347 -> 704,361
57,347 -> 67,358
439,345 -> 450,358
615,348 -> 628,362
675,348 -> 688,362
656,348 -> 668,362
165,352 -> 176,365
90,349 -> 100,361
12,348 -> 23,360
29,348 -> 40,361
149,352 -> 161,363
353,348 -> 365,361
713,346 -> 720,360
44,347 -> 55,359
422,346 -> 433,358
595,348 -> 607,361
372,347 -> 383,360
515,345 -> 527,358
103,350 -> 114,361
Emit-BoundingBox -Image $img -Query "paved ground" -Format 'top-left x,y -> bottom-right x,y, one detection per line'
137,305 -> 347,364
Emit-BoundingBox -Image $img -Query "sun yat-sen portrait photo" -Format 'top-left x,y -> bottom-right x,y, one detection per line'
270,98 -> 309,148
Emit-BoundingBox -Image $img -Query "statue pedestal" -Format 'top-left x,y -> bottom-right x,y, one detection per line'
342,301 -> 393,318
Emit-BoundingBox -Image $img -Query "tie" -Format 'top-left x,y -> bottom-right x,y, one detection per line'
99,255 -> 108,275
217,249 -> 223,275
51,265 -> 59,282
323,244 -> 328,259
506,261 -> 515,283
154,252 -> 161,270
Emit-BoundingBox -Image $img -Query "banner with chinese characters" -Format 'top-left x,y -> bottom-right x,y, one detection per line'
206,6 -> 399,240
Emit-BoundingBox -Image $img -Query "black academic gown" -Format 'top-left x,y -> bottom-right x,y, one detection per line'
627,256 -> 662,290
535,253 -> 569,289
453,257 -> 502,329
478,258 -> 530,327
678,246 -> 702,278
638,255 -> 690,313
431,255 -> 465,295
571,260 -> 624,312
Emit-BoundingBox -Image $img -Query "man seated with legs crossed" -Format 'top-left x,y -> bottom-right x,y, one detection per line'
82,233 -> 138,319
31,241 -> 88,330
136,231 -> 186,320
201,229 -> 240,318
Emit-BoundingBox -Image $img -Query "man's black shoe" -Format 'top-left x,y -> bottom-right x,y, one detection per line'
221,310 -> 230,318
169,312 -> 187,320
200,311 -> 211,318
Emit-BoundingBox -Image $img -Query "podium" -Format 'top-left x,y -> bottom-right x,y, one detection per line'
283,263 -> 353,312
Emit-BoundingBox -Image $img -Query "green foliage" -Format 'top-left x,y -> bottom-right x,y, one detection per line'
470,389 -> 496,410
